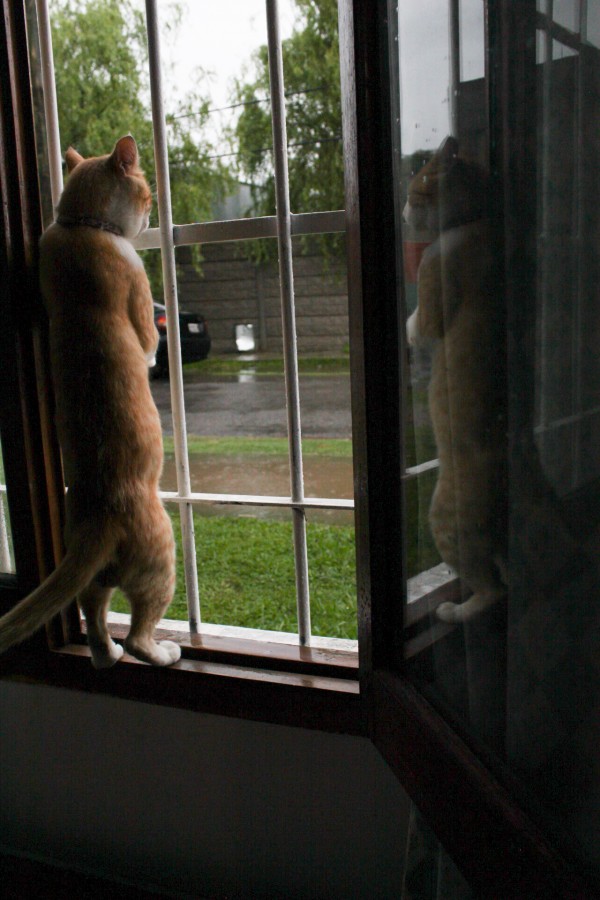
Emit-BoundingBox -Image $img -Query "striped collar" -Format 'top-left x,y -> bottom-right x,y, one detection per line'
56,214 -> 123,236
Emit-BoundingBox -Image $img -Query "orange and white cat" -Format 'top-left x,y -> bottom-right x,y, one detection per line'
405,137 -> 507,623
0,135 -> 180,667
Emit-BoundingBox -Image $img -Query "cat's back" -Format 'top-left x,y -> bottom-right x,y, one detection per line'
40,222 -> 144,319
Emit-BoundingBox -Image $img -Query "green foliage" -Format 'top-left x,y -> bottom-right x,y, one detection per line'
49,0 -> 232,290
231,0 -> 343,260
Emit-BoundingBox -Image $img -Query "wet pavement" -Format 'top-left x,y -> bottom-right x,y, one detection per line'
151,371 -> 352,439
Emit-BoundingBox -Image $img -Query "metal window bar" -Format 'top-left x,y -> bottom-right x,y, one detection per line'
145,0 -> 200,632
0,484 -> 13,572
266,0 -> 311,644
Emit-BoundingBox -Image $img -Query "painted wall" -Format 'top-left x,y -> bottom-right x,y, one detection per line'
0,681 -> 410,899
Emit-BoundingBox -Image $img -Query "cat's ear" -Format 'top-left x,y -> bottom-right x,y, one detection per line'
438,136 -> 459,167
111,135 -> 139,176
65,147 -> 84,174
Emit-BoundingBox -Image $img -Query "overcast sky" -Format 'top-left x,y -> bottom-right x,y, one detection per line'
158,0 -> 295,108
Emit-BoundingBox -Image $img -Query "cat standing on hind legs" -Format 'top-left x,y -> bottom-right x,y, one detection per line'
405,136 -> 508,623
0,135 -> 180,667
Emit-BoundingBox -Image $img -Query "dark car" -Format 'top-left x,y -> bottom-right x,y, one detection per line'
152,302 -> 211,377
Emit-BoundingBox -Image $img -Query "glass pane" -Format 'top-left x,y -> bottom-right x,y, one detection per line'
587,5 -> 600,48
459,0 -> 484,82
395,0 -> 600,880
553,0 -> 579,32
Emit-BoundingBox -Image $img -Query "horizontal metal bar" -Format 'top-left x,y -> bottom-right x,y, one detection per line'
292,210 -> 345,234
403,459 -> 439,479
133,209 -> 346,251
159,490 -> 354,510
534,403 -> 600,435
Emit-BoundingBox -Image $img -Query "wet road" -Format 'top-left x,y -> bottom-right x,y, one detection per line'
151,372 -> 352,440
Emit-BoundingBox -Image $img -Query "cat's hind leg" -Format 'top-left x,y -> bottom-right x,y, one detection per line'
79,581 -> 124,668
430,481 -> 506,623
121,506 -> 180,667
436,585 -> 505,623
122,572 -> 181,666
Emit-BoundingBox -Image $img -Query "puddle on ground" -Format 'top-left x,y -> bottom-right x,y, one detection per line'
161,453 -> 354,525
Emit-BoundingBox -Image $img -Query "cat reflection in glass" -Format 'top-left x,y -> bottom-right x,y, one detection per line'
405,137 -> 508,623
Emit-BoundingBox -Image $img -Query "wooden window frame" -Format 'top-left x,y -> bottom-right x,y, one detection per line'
0,1 -> 597,894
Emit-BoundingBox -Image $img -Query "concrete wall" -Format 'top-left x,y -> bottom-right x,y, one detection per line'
176,242 -> 349,356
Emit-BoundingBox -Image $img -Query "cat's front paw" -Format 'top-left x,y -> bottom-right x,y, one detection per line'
90,640 -> 124,669
406,309 -> 419,346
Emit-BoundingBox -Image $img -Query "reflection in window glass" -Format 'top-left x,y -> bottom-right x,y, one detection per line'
0,441 -> 14,574
398,0 -> 452,153
395,0 -> 600,881
587,5 -> 600,48
459,0 -> 484,82
553,0 -> 579,33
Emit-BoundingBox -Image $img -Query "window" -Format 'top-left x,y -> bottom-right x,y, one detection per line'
18,0 -> 362,671
1,0 -> 598,894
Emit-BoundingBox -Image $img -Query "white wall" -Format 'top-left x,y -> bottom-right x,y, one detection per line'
0,681 -> 410,899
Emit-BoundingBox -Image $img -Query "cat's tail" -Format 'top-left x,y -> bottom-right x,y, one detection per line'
0,522 -> 117,655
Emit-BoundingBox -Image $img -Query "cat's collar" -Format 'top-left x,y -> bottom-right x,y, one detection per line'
56,214 -> 124,237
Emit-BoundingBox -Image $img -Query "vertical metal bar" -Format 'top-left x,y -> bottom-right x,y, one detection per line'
448,0 -> 461,136
34,0 -> 62,212
0,487 -> 12,571
265,0 -> 311,645
145,0 -> 200,632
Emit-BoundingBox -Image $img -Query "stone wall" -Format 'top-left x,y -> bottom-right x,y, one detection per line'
175,240 -> 349,355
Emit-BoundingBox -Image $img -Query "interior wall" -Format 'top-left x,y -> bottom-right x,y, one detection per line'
0,681 -> 410,899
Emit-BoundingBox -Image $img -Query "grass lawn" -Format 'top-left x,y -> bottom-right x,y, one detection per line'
112,510 -> 359,639
110,476 -> 439,640
163,435 -> 353,458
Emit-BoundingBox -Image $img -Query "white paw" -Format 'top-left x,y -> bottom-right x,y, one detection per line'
436,601 -> 460,623
90,640 -> 124,669
124,637 -> 181,666
157,640 -> 181,665
406,309 -> 419,346
146,353 -> 157,367
437,592 -> 502,623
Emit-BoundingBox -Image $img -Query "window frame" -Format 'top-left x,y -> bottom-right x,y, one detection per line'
0,0 -> 363,736
0,0 -> 598,894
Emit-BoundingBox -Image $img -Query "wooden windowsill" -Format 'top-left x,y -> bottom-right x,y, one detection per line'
0,640 -> 365,736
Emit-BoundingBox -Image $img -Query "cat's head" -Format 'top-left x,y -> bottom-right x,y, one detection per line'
57,135 -> 152,240
403,136 -> 488,234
